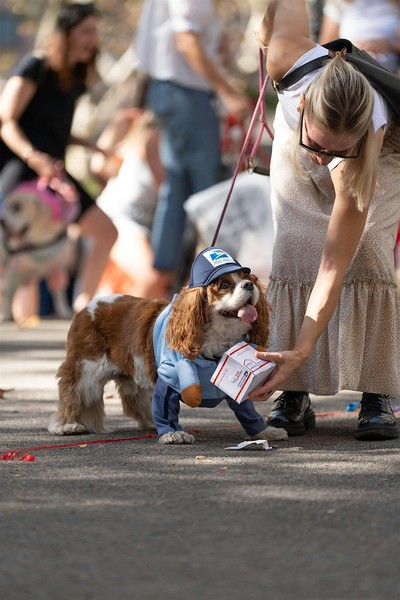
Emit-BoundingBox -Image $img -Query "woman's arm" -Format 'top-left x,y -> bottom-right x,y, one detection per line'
0,75 -> 65,181
0,76 -> 38,161
258,0 -> 315,80
144,130 -> 164,188
249,129 -> 384,401
291,168 -> 369,356
250,186 -> 368,399
90,109 -> 144,186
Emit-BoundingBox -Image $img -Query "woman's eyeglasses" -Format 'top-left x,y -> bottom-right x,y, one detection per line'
299,111 -> 364,159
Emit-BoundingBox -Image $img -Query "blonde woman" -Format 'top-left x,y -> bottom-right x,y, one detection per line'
251,0 -> 400,440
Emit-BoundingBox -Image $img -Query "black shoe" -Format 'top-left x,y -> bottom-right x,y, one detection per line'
267,391 -> 315,436
355,393 -> 399,441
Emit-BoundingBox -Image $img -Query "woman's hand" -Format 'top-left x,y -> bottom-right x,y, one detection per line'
218,86 -> 252,119
248,349 -> 305,401
26,149 -> 64,181
42,174 -> 79,204
27,152 -> 79,203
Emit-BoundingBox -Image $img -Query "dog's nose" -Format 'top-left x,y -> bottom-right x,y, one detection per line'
243,281 -> 254,292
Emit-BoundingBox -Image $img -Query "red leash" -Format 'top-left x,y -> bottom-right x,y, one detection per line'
0,432 -> 158,459
212,50 -> 274,246
0,412 -> 364,460
247,49 -> 275,172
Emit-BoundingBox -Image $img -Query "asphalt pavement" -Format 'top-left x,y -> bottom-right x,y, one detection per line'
0,318 -> 399,600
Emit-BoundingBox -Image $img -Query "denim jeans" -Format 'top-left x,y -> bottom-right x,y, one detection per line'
146,79 -> 221,271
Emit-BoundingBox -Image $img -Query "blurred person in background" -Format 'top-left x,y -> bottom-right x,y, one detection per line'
0,2 -> 117,322
134,0 -> 252,292
91,108 -> 170,299
319,0 -> 400,73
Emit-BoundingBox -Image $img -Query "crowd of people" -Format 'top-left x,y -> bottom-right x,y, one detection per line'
0,0 -> 399,442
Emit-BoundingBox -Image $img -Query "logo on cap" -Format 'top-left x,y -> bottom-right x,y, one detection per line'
202,249 -> 236,268
189,246 -> 251,287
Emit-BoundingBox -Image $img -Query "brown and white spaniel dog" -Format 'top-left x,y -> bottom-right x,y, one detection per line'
49,248 -> 287,444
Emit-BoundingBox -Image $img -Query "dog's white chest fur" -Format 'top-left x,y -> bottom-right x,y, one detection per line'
202,315 -> 250,359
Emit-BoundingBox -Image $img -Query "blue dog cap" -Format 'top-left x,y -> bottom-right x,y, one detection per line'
189,247 -> 251,288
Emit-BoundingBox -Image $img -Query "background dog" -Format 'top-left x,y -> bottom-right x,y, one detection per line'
0,180 -> 78,323
49,248 -> 287,444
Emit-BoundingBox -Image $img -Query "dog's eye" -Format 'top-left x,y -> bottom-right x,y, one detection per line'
220,281 -> 232,290
11,202 -> 22,213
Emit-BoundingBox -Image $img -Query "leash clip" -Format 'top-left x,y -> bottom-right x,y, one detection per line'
247,156 -> 270,177
247,156 -> 256,174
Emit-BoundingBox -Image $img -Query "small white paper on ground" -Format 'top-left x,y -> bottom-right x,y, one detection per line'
224,440 -> 272,451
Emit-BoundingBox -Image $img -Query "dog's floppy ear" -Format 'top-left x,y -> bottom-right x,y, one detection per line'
165,287 -> 208,360
246,274 -> 270,348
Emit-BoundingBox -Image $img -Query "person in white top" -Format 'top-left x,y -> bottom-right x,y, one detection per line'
134,0 -> 251,287
319,0 -> 400,73
250,0 -> 400,441
91,109 -> 169,299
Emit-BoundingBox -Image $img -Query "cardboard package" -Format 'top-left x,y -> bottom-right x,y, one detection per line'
211,342 -> 275,404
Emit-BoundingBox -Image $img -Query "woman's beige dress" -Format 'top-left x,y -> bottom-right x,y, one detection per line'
268,104 -> 400,397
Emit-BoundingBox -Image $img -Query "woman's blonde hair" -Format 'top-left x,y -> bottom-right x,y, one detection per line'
295,55 -> 376,211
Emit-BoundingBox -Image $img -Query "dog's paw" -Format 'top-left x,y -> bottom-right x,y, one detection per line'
48,416 -> 89,436
246,426 -> 288,442
158,431 -> 195,445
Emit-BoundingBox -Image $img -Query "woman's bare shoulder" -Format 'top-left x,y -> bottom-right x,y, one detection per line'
267,37 -> 316,81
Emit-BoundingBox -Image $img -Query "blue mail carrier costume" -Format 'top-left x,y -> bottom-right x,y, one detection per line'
151,247 -> 267,437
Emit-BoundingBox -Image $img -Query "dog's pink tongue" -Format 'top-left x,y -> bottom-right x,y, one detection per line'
238,304 -> 258,323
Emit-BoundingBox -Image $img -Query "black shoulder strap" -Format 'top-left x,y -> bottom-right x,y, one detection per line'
273,56 -> 330,91
274,38 -> 400,119
274,39 -> 356,92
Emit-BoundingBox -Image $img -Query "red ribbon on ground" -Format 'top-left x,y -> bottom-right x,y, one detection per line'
1,451 -> 36,461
